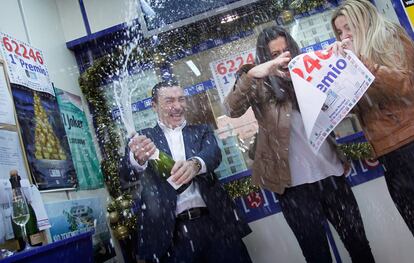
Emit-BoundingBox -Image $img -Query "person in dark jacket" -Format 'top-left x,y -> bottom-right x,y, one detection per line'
120,81 -> 252,263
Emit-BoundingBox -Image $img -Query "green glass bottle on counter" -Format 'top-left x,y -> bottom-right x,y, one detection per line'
149,149 -> 190,194
10,221 -> 24,251
9,170 -> 43,250
24,204 -> 42,246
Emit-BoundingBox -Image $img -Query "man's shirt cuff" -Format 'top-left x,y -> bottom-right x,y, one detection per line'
129,151 -> 147,172
193,156 -> 206,175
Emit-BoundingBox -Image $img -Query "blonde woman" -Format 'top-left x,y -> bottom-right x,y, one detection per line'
330,0 -> 414,235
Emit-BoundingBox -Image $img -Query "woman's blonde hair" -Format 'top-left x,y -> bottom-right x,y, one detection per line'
331,0 -> 412,69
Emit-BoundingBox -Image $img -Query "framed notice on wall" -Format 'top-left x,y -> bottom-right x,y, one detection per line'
0,59 -> 30,181
0,33 -> 77,191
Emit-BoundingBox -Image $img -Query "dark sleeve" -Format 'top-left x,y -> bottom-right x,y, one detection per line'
118,140 -> 142,191
196,124 -> 222,173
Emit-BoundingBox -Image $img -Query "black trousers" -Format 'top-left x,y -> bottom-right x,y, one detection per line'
159,214 -> 252,263
276,176 -> 375,263
380,141 -> 414,235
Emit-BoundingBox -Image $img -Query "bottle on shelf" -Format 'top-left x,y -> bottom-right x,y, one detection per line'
10,219 -> 24,251
148,149 -> 190,194
9,170 -> 42,250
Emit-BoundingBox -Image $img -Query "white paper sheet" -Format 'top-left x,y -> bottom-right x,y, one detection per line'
289,50 -> 374,152
0,64 -> 15,125
0,130 -> 28,180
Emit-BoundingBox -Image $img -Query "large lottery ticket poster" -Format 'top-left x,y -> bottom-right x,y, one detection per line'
288,49 -> 374,152
0,33 -> 53,95
0,32 -> 77,190
209,49 -> 259,163
209,48 -> 255,102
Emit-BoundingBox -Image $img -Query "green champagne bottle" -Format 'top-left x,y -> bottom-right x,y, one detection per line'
149,150 -> 190,194
10,220 -> 25,251
11,205 -> 42,247
26,204 -> 42,246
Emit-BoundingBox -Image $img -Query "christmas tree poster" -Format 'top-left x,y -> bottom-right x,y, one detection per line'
11,85 -> 77,190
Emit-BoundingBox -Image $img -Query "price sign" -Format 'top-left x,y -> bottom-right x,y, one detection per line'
210,48 -> 255,102
0,32 -> 53,95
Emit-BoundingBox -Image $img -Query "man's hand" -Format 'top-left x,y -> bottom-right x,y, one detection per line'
170,160 -> 199,185
247,51 -> 291,79
128,134 -> 157,165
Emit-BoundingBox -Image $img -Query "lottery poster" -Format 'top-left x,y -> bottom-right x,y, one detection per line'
0,32 -> 53,95
209,48 -> 255,102
0,33 -> 77,190
288,49 -> 375,152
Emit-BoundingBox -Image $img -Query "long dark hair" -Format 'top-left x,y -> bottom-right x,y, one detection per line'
255,26 -> 300,102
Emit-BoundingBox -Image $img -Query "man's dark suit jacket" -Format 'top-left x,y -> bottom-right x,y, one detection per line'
119,123 -> 251,261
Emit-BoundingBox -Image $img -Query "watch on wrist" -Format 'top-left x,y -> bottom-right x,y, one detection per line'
189,158 -> 202,173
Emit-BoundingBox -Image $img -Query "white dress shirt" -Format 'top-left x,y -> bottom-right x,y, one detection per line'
130,120 -> 207,215
288,110 -> 344,187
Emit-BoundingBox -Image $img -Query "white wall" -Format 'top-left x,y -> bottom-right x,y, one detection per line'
83,0 -> 131,33
56,0 -> 132,42
243,177 -> 414,263
0,1 -> 27,42
20,0 -> 81,94
55,0 -> 86,42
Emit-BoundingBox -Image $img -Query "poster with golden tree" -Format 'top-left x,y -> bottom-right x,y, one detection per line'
10,85 -> 77,190
0,33 -> 77,190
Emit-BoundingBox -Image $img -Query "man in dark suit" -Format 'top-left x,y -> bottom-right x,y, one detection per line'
120,81 -> 252,263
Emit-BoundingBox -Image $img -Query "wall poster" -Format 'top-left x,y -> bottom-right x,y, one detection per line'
56,88 -> 104,190
45,197 -> 116,263
0,32 -> 77,190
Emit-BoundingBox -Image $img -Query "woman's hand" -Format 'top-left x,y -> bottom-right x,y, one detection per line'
328,39 -> 354,56
247,51 -> 291,79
